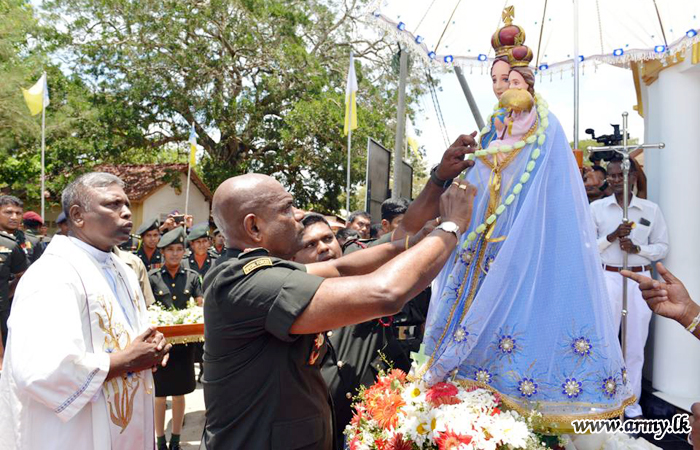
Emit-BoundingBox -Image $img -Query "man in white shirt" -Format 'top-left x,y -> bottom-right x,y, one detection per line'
590,159 -> 669,419
0,172 -> 172,449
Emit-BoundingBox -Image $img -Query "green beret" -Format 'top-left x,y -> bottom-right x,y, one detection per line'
136,217 -> 160,236
187,223 -> 210,242
158,227 -> 186,248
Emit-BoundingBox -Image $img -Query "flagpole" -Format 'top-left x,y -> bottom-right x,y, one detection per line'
185,161 -> 192,218
40,74 -> 46,222
346,109 -> 352,214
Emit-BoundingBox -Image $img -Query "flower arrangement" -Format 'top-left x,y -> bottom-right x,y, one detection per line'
148,299 -> 203,326
345,368 -> 549,450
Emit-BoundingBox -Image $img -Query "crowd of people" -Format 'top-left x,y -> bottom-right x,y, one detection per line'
0,138 -> 694,450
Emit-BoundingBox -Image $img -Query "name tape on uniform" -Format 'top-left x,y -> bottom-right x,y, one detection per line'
242,257 -> 273,275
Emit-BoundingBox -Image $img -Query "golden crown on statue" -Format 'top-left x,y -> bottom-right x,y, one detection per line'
491,6 -> 534,68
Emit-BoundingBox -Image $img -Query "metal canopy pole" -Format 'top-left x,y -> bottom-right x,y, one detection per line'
393,48 -> 408,199
587,112 -> 665,362
573,0 -> 580,150
454,66 -> 485,131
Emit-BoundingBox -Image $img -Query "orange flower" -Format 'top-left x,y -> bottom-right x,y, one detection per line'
388,368 -> 407,384
435,427 -> 473,450
367,389 -> 405,430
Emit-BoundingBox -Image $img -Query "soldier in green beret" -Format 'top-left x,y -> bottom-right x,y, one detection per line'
183,223 -> 217,278
135,217 -> 163,271
209,228 -> 225,258
148,227 -> 203,450
183,223 -> 217,381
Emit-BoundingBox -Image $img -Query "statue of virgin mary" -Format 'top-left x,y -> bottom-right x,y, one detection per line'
422,8 -> 634,426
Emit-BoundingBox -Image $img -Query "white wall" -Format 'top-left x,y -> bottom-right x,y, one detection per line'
141,173 -> 210,226
641,48 -> 700,409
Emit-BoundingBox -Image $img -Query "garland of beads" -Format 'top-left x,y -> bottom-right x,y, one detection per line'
461,93 -> 549,249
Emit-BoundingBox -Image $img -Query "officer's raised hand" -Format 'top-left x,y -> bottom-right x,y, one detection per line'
440,181 -> 477,233
436,133 -> 478,181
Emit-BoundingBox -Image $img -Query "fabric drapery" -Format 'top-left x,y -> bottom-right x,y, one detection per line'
423,105 -> 633,421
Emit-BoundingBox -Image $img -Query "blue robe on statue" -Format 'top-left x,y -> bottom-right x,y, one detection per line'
423,98 -> 633,421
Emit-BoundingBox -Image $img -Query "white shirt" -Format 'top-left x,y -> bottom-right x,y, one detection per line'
590,194 -> 669,267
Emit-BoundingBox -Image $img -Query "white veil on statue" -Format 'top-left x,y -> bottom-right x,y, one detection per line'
421,9 -> 633,429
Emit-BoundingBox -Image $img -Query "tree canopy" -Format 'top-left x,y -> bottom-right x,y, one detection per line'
0,0 -> 429,214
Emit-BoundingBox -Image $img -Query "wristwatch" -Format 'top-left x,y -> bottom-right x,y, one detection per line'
430,165 -> 453,189
436,221 -> 460,240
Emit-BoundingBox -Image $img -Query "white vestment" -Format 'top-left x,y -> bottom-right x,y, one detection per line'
0,235 -> 155,449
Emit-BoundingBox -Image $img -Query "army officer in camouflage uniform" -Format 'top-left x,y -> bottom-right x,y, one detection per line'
148,227 -> 203,450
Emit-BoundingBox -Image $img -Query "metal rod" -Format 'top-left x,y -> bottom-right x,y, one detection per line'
588,143 -> 666,152
393,48 -> 408,199
40,90 -> 46,222
621,111 -> 629,361
364,137 -> 371,211
573,0 -> 580,151
346,52 -> 354,214
454,66 -> 485,130
185,158 -> 192,217
346,122 -> 352,213
535,0 -> 549,69
585,113 -> 664,387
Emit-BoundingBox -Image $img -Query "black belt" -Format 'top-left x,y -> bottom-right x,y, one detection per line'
603,264 -> 652,273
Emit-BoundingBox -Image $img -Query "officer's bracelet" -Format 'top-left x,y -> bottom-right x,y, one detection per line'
685,310 -> 700,334
430,165 -> 452,189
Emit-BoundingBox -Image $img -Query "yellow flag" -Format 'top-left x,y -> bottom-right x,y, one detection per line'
22,73 -> 49,116
344,53 -> 358,136
188,122 -> 197,167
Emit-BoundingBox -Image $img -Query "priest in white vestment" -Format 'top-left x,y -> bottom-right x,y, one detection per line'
0,172 -> 171,450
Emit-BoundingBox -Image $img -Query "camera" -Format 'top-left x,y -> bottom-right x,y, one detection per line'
172,214 -> 185,224
585,125 -> 628,163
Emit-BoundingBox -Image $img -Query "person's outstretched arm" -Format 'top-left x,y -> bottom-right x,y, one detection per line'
291,182 -> 476,334
623,262 -> 700,340
398,133 -> 477,235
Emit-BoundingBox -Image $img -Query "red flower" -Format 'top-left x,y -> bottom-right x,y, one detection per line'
375,438 -> 388,450
350,408 -> 365,428
491,407 -> 501,416
386,433 -> 413,450
348,435 -> 360,450
375,369 -> 407,391
426,382 -> 461,407
436,428 -> 473,450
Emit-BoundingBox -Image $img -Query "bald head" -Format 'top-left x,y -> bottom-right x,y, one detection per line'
212,174 -> 305,259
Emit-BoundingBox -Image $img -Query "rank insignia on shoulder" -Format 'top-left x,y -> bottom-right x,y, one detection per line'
242,257 -> 273,275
